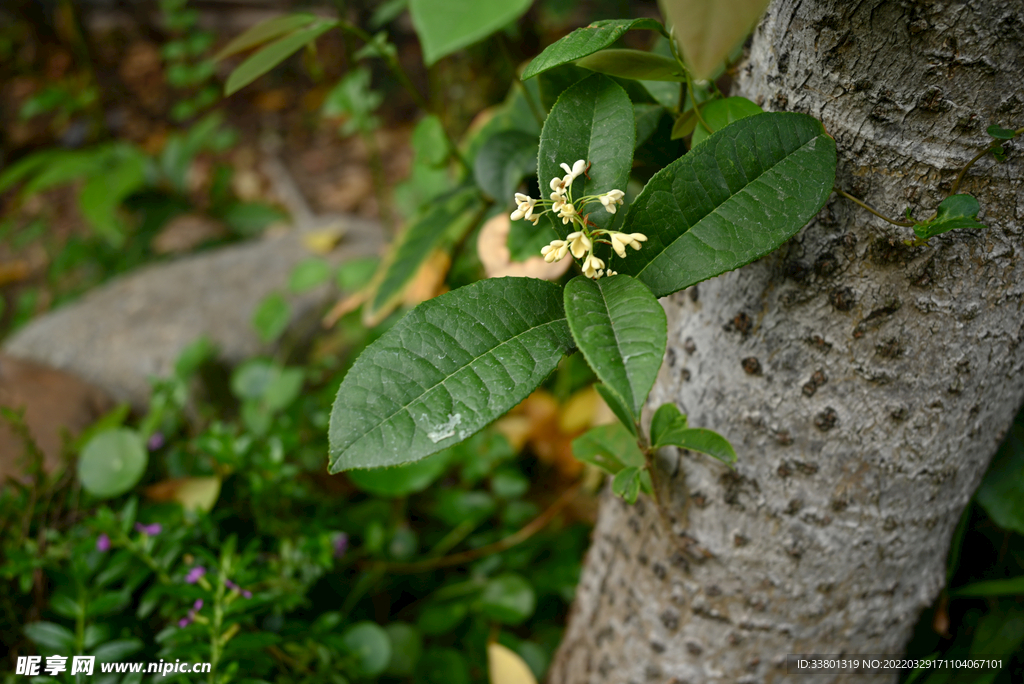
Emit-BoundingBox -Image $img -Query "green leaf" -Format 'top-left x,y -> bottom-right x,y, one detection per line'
612,466 -> 642,503
575,49 -> 684,81
563,275 -> 666,417
342,622 -> 392,678
215,13 -> 319,60
479,573 -> 536,624
658,427 -> 736,467
78,429 -> 148,499
538,74 -> 635,234
364,188 -> 482,323
409,0 -> 533,65
417,648 -> 471,684
595,383 -> 637,436
671,108 -> 699,140
347,449 -> 453,497
950,576 -> 1024,598
251,293 -> 290,343
329,278 -> 574,472
987,124 -> 1018,140
224,20 -> 336,95
78,151 -> 147,246
412,115 -> 450,167
336,257 -> 380,291
288,258 -> 332,293
24,622 -> 75,652
970,605 -> 1024,658
619,112 -> 837,297
219,201 -> 286,236
474,130 -> 539,202
661,0 -> 770,80
50,594 -> 82,619
522,18 -> 668,80
690,96 -> 763,147
571,423 -> 644,474
976,417 -> 1024,535
92,638 -> 144,662
418,602 -> 469,635
384,623 -> 422,676
649,402 -> 686,446
913,194 -> 985,240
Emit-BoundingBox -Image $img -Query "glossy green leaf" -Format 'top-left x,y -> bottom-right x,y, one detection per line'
329,278 -> 574,472
612,466 -> 642,504
78,429 -> 148,499
658,427 -> 736,467
671,108 -> 699,139
24,621 -> 76,652
649,402 -> 686,447
364,188 -> 482,323
661,0 -> 770,79
479,573 -> 536,624
913,194 -> 985,240
987,124 -> 1017,140
564,275 -> 666,417
575,49 -> 683,81
474,130 -> 539,202
342,622 -> 392,678
618,112 -> 837,297
538,74 -> 634,234
409,0 -> 533,65
951,576 -> 1024,598
690,96 -> 763,147
976,417 -> 1024,535
347,449 -> 453,497
214,13 -> 318,60
225,21 -> 336,95
571,423 -> 644,474
522,18 -> 667,80
595,383 -> 637,436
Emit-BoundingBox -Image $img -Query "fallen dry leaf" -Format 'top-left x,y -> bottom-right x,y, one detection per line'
145,476 -> 222,513
488,642 -> 537,684
151,214 -> 227,255
477,214 -> 571,280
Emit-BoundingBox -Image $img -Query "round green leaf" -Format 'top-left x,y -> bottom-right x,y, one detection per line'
347,449 -> 453,497
341,621 -> 391,678
417,602 -> 469,635
986,124 -> 1017,140
384,623 -> 423,676
479,573 -> 536,624
78,429 -> 148,499
619,111 -> 837,297
563,275 -> 667,417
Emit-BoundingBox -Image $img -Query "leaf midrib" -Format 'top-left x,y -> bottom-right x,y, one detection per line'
335,315 -> 568,461
593,280 -> 636,413
635,129 -> 826,280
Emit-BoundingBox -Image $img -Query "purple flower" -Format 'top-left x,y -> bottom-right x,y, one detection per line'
178,599 -> 204,629
147,432 -> 165,451
178,617 -> 190,628
225,579 -> 252,599
333,532 -> 349,559
193,599 -> 203,611
242,589 -> 253,599
135,523 -> 162,536
96,534 -> 111,552
185,566 -> 206,584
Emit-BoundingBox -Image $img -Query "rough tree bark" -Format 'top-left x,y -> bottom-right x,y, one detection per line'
552,1 -> 1024,682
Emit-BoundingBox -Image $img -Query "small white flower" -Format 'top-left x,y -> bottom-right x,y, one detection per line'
510,193 -> 537,221
610,233 -> 630,258
550,176 -> 569,195
557,201 -> 577,224
551,193 -> 569,211
606,269 -> 618,276
541,240 -> 569,263
567,231 -> 591,259
598,189 -> 625,214
628,233 -> 648,250
560,159 -> 587,182
582,253 -> 605,279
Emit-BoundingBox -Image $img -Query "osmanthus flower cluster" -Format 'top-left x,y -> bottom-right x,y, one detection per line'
509,159 -> 647,279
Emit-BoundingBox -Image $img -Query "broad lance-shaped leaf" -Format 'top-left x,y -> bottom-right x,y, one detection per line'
650,403 -> 735,467
618,112 -> 837,297
474,130 -> 538,202
364,188 -> 483,324
214,13 -> 318,60
522,18 -> 668,80
225,20 -> 337,95
661,0 -> 770,80
574,49 -> 683,82
564,275 -> 666,417
538,74 -> 634,234
409,0 -> 533,66
913,194 -> 985,240
329,278 -> 574,472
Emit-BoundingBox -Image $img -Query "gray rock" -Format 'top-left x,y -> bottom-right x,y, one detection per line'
4,220 -> 382,409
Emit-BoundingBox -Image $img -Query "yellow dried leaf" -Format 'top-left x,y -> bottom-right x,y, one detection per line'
487,643 -> 537,684
477,214 -> 571,281
144,476 -> 221,513
402,249 -> 451,307
660,0 -> 770,80
302,224 -> 348,254
322,290 -> 368,328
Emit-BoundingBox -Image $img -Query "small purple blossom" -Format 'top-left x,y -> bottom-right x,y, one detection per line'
225,579 -> 252,599
135,523 -> 162,536
96,534 -> 111,552
178,617 -> 190,628
147,432 -> 165,451
333,532 -> 349,559
185,566 -> 206,584
178,599 -> 204,629
193,599 -> 203,611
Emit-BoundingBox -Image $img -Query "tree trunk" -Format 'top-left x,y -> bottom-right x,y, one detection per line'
551,1 -> 1024,681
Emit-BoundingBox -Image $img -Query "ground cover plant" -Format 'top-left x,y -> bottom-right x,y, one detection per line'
2,0 -> 1024,681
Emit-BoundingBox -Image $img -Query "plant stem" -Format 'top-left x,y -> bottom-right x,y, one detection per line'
949,127 -> 1023,195
684,71 -> 713,137
208,554 -> 228,684
370,483 -> 582,573
834,188 -> 915,227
